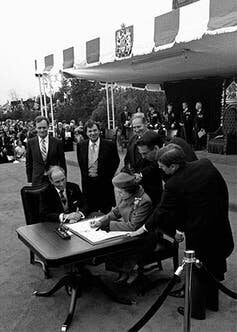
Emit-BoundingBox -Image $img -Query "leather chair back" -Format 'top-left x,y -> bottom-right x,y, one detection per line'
21,184 -> 49,225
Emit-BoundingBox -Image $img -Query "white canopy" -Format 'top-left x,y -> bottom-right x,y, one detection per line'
63,0 -> 237,84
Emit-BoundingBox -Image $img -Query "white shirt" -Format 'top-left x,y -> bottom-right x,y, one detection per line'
55,188 -> 68,222
89,138 -> 100,157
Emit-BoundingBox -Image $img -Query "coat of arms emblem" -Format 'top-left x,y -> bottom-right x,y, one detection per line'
115,24 -> 133,58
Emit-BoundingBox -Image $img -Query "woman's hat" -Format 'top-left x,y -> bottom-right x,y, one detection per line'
112,172 -> 138,190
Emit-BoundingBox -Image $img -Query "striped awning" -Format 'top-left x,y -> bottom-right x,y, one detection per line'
57,0 -> 237,83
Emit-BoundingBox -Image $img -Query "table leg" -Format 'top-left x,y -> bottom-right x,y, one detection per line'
61,286 -> 79,332
33,273 -> 82,331
33,275 -> 72,297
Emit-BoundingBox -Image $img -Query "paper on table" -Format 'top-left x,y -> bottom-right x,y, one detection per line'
66,218 -> 130,245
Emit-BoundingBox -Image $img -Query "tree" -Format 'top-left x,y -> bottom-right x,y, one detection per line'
54,78 -> 103,123
91,87 -> 166,128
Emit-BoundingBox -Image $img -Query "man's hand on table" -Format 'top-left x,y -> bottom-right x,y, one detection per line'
64,212 -> 84,223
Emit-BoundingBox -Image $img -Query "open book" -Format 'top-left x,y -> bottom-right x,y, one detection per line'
66,218 -> 130,245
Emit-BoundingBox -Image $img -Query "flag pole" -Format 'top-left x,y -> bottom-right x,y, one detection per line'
47,74 -> 55,137
106,83 -> 110,129
111,83 -> 115,129
34,60 -> 44,116
42,76 -> 48,118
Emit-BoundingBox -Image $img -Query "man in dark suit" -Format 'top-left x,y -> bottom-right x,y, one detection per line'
179,101 -> 195,145
26,116 -> 66,186
131,144 -> 234,320
165,136 -> 198,162
122,114 -> 164,207
77,120 -> 120,214
40,166 -> 87,223
120,105 -> 131,140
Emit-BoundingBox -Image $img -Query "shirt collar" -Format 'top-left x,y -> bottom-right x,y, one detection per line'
55,187 -> 65,194
38,135 -> 49,144
89,137 -> 100,148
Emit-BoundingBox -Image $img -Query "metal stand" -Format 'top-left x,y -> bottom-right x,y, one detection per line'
183,250 -> 195,332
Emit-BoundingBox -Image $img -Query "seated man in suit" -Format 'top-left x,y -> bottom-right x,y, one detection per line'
40,165 -> 88,223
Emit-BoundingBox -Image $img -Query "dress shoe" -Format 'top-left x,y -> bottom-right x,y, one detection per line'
177,306 -> 205,320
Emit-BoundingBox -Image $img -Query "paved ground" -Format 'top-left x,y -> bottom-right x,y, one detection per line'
0,149 -> 236,332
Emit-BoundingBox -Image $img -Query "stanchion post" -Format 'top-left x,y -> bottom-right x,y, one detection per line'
183,250 -> 195,332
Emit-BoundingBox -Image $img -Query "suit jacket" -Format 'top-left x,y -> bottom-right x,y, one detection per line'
145,159 -> 234,275
108,187 -> 152,231
39,182 -> 88,222
77,138 -> 120,211
26,136 -> 66,185
77,138 -> 119,185
123,131 -> 163,206
170,136 -> 197,162
123,134 -> 144,173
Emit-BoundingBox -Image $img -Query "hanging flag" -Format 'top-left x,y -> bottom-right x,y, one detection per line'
86,38 -> 100,64
44,54 -> 54,72
34,59 -> 38,72
173,0 -> 200,9
154,10 -> 180,47
208,0 -> 237,31
63,47 -> 74,69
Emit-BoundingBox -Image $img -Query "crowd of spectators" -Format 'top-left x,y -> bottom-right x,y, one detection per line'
0,118 -> 88,164
0,119 -> 35,163
0,100 -> 207,164
120,101 -> 207,150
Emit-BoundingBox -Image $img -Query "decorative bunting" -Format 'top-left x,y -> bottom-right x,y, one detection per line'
63,47 -> 74,69
86,38 -> 100,64
208,0 -> 237,31
173,0 -> 200,10
154,10 -> 179,47
44,54 -> 54,72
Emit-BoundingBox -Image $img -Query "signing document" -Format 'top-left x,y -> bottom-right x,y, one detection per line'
66,217 -> 130,245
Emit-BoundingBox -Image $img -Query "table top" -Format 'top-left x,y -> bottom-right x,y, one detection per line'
16,222 -> 144,267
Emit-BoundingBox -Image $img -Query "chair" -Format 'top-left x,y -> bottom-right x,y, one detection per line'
20,184 -> 50,278
136,233 -> 179,295
140,236 -> 179,273
207,104 -> 237,154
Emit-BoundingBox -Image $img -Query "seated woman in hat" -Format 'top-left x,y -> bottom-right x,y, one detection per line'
90,172 -> 153,283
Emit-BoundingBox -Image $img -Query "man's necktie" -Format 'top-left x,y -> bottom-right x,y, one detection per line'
41,139 -> 47,161
59,189 -> 67,205
91,143 -> 97,163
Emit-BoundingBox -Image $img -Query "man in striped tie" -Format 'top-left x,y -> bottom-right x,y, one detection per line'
26,116 -> 67,186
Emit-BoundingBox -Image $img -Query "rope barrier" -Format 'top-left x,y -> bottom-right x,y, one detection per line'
128,254 -> 236,332
128,275 -> 180,332
197,262 -> 237,300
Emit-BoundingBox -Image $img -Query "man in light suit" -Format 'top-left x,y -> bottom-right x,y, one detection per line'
77,120 -> 120,214
39,166 -> 88,223
26,116 -> 66,186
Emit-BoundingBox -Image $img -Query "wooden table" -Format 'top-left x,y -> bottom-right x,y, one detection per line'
17,222 -> 144,331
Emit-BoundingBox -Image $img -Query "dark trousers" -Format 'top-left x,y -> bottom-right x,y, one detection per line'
191,266 -> 219,319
